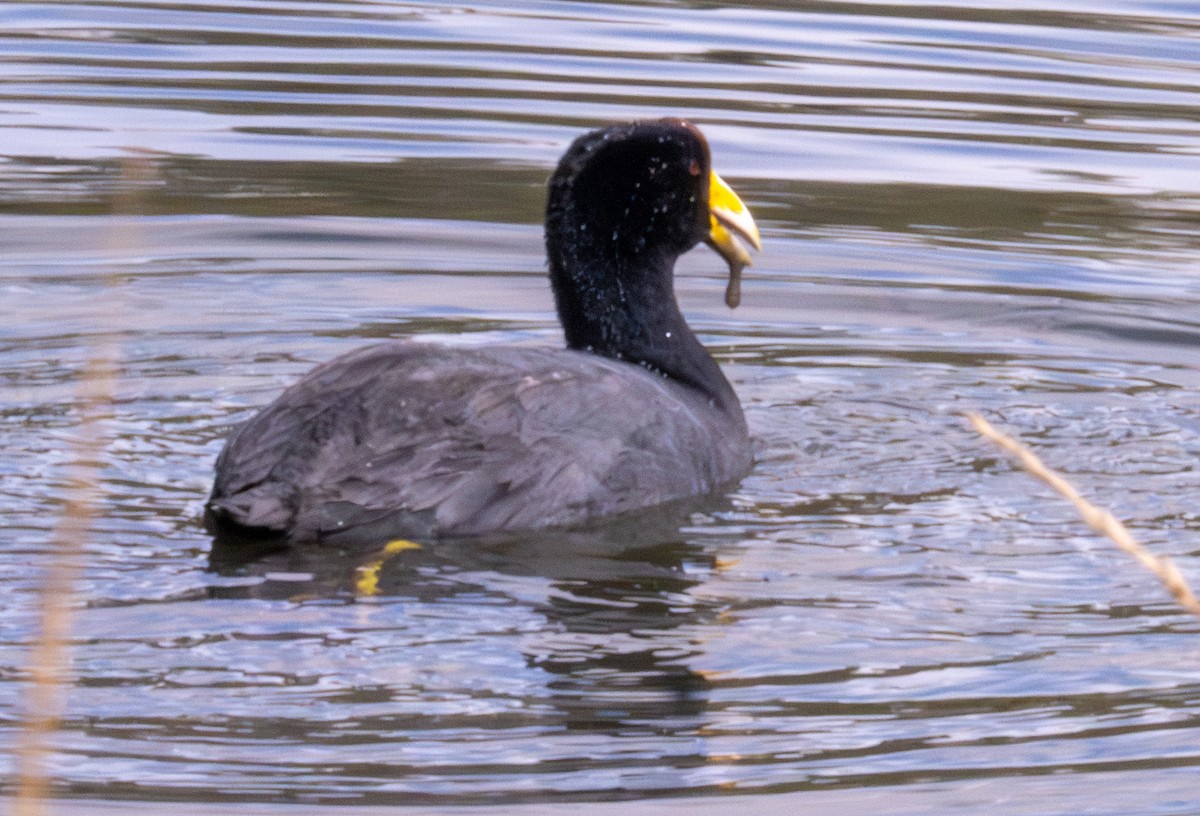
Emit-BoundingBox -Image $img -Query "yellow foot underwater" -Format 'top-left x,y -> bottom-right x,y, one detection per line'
354,539 -> 423,597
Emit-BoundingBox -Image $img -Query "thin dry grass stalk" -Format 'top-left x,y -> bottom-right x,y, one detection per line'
12,156 -> 155,816
968,411 -> 1200,619
12,359 -> 114,816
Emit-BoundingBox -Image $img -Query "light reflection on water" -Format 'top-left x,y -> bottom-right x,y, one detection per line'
2,0 -> 1200,812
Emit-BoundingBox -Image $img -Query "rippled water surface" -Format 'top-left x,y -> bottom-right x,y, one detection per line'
4,1 -> 1200,813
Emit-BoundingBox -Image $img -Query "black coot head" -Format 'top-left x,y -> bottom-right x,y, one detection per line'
547,118 -> 714,264
545,119 -> 760,357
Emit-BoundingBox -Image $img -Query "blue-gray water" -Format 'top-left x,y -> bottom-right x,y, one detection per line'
3,1 -> 1200,813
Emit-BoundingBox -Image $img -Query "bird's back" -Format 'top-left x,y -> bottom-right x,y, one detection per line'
207,341 -> 750,542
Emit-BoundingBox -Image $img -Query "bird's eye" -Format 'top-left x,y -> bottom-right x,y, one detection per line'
688,159 -> 701,176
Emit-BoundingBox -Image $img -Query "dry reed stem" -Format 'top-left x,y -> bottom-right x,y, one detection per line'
12,156 -> 154,816
12,359 -> 115,816
968,412 -> 1200,619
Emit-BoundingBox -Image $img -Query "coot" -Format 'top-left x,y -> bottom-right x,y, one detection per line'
207,118 -> 761,543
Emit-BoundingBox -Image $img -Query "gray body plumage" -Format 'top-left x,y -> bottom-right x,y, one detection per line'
208,341 -> 750,541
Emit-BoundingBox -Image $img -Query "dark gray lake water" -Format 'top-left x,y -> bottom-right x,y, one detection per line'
4,1 -> 1200,813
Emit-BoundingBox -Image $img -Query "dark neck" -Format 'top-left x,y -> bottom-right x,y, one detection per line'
548,243 -> 741,419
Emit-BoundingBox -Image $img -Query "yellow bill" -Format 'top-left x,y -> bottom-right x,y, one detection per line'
704,171 -> 761,308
